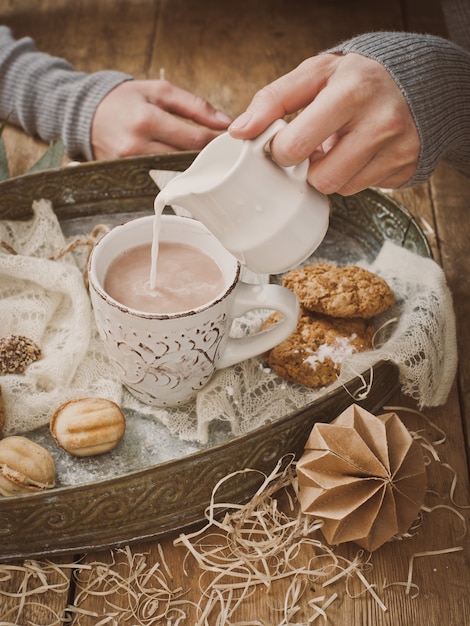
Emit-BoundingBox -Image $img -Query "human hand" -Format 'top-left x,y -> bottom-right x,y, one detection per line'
229,53 -> 421,195
91,79 -> 232,160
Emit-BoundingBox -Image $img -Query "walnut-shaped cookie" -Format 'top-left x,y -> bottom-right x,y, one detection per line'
50,397 -> 126,457
0,436 -> 56,496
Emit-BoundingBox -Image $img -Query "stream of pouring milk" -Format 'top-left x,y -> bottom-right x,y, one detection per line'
150,194 -> 166,290
150,164 -> 227,289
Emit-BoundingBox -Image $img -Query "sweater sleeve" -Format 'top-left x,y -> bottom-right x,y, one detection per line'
326,29 -> 470,185
326,31 -> 470,185
0,26 -> 132,160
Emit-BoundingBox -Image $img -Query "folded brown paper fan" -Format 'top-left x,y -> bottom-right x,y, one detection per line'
297,405 -> 426,551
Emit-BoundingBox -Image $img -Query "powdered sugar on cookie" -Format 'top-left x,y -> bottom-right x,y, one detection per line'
304,335 -> 359,371
264,263 -> 395,389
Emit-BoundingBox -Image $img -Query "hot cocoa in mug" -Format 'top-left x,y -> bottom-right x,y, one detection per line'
104,241 -> 225,314
88,215 -> 299,407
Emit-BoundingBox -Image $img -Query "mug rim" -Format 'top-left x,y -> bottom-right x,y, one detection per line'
88,214 -> 241,320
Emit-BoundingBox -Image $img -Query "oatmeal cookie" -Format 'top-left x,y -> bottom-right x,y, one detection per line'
282,263 -> 394,318
265,312 -> 374,388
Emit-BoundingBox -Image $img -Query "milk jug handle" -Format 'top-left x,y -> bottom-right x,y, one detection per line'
249,118 -> 288,153
249,119 -> 310,182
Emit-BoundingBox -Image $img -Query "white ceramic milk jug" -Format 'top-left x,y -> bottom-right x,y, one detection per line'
151,119 -> 330,275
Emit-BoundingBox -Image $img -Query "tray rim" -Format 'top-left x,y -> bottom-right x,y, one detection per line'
0,154 -> 431,561
0,360 -> 399,562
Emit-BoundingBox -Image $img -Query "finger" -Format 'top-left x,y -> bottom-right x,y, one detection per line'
114,134 -> 218,158
308,139 -> 417,196
230,55 -> 336,138
305,130 -> 379,194
141,80 -> 232,129
268,87 -> 352,167
338,161 -> 417,195
127,140 -> 182,155
138,106 -> 221,151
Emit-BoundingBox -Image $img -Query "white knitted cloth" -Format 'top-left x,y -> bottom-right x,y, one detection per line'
0,200 -> 121,435
0,201 -> 457,442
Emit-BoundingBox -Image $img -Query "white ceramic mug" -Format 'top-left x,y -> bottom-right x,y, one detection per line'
151,119 -> 330,275
88,215 -> 299,407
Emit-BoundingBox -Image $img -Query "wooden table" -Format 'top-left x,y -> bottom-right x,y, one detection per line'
1,1 -> 469,624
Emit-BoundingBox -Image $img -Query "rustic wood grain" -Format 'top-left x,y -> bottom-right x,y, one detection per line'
151,0 -> 403,119
0,1 -> 469,625
430,165 -> 470,461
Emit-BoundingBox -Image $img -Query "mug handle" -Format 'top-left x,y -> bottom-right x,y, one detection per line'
217,282 -> 299,369
249,118 -> 310,182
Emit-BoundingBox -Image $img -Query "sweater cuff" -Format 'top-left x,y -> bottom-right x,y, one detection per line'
0,27 -> 133,160
325,32 -> 470,185
60,71 -> 133,160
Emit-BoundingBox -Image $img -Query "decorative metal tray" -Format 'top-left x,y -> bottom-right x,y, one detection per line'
0,153 -> 431,562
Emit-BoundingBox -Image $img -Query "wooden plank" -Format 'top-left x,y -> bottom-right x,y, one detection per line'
404,0 -> 470,470
1,0 -> 469,624
430,165 -> 470,460
68,386 -> 470,625
0,556 -> 73,624
2,0 -> 159,176
402,0 -> 448,35
2,0 -> 159,72
151,0 -> 403,119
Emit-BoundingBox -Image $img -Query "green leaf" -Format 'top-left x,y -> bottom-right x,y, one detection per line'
27,139 -> 65,174
0,117 -> 11,181
0,139 -> 10,181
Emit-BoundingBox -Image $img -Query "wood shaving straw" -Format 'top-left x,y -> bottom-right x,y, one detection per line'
336,313 -> 401,402
419,216 -> 436,237
381,405 -> 468,594
405,547 -> 464,596
69,545 -> 186,625
49,224 -> 110,262
174,456 -> 388,623
0,559 -> 72,625
442,462 -> 470,510
334,316 -> 398,403
0,410 -> 468,625
339,364 -> 374,401
372,317 -> 399,349
383,405 -> 447,446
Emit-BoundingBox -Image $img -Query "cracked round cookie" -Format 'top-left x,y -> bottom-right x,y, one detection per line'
282,263 -> 395,319
264,313 -> 375,388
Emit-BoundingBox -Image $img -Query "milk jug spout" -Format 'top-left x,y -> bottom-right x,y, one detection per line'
150,119 -> 330,275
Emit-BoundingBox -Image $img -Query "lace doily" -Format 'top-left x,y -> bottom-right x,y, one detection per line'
0,201 -> 122,436
0,200 -> 457,444
337,241 -> 457,408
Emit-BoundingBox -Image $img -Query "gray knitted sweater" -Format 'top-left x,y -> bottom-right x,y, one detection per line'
330,0 -> 470,185
0,26 -> 131,161
1,1 -> 469,183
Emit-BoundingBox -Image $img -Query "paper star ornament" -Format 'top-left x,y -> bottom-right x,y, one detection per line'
297,404 -> 426,551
